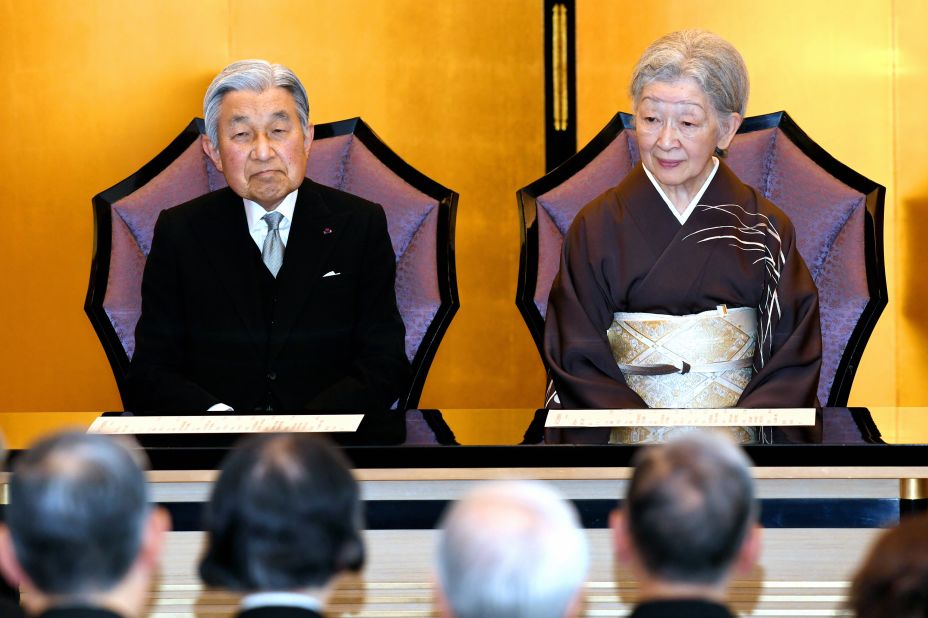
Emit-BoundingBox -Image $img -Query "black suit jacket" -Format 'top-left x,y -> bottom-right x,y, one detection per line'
36,608 -> 123,618
128,178 -> 410,413
237,607 -> 324,618
0,576 -> 21,615
629,599 -> 736,618
0,597 -> 25,618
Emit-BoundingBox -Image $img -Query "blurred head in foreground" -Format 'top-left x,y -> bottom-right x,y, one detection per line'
612,431 -> 761,605
435,481 -> 589,618
199,434 -> 364,608
0,431 -> 169,618
850,515 -> 928,618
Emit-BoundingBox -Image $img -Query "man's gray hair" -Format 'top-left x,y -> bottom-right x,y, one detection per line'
6,432 -> 149,595
625,431 -> 757,585
436,481 -> 589,618
203,59 -> 310,146
630,30 -> 749,118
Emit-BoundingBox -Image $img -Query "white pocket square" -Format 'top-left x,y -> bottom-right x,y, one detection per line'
323,271 -> 341,278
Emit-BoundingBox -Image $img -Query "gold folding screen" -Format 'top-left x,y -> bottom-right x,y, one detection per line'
0,1 -> 926,424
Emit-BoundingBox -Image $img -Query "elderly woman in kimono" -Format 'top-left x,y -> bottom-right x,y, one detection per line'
543,30 -> 821,443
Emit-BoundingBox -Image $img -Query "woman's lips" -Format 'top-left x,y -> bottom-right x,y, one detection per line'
656,158 -> 682,169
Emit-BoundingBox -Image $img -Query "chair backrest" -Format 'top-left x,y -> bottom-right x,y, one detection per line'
86,118 -> 459,411
517,111 -> 886,406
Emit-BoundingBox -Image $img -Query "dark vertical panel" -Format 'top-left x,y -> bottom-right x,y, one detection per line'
544,0 -> 577,172
900,498 -> 928,518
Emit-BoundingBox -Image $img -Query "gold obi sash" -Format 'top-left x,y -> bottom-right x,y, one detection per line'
605,305 -> 758,444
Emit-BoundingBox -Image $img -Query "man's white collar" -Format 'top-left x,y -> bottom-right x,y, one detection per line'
244,189 -> 299,232
241,591 -> 322,612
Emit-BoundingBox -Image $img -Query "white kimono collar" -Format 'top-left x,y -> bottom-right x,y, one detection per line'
642,156 -> 719,225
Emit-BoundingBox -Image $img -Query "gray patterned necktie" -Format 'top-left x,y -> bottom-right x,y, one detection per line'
261,211 -> 285,277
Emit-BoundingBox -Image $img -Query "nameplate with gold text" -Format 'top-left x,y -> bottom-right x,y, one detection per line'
87,414 -> 364,435
545,408 -> 816,428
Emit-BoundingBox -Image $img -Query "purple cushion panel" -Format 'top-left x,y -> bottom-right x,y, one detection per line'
108,140 -> 213,358
534,208 -> 563,320
306,134 -> 354,190
342,138 -> 437,260
538,132 -> 637,236
814,203 -> 869,404
395,208 -> 441,362
726,128 -> 778,189
333,137 -> 442,363
113,140 -> 211,255
763,134 -> 863,279
103,214 -> 147,357
753,131 -> 870,403
403,409 -> 442,445
533,133 -> 637,319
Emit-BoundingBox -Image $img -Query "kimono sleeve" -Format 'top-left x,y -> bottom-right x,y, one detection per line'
543,205 -> 648,409
738,213 -> 822,407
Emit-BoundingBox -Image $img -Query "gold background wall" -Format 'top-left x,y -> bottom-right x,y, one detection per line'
0,1 -> 926,421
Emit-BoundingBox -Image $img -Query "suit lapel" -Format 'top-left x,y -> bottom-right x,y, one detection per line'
269,179 -> 352,361
190,188 -> 266,352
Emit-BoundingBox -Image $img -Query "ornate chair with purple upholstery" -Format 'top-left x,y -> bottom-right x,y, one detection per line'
517,111 -> 886,407
86,118 -> 459,442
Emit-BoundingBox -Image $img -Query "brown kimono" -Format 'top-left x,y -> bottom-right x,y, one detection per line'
544,160 -> 822,410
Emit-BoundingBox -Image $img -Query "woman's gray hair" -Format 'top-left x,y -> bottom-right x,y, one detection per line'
630,30 -> 749,119
203,59 -> 310,146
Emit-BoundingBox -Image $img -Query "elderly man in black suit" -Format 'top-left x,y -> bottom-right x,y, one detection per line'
0,432 -> 170,618
198,434 -> 364,618
611,432 -> 762,618
128,59 -> 409,414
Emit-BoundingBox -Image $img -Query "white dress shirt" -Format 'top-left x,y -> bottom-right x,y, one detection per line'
245,189 -> 298,250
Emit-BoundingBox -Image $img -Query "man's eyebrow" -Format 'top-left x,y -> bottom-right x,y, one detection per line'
228,115 -> 250,125
270,111 -> 292,122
